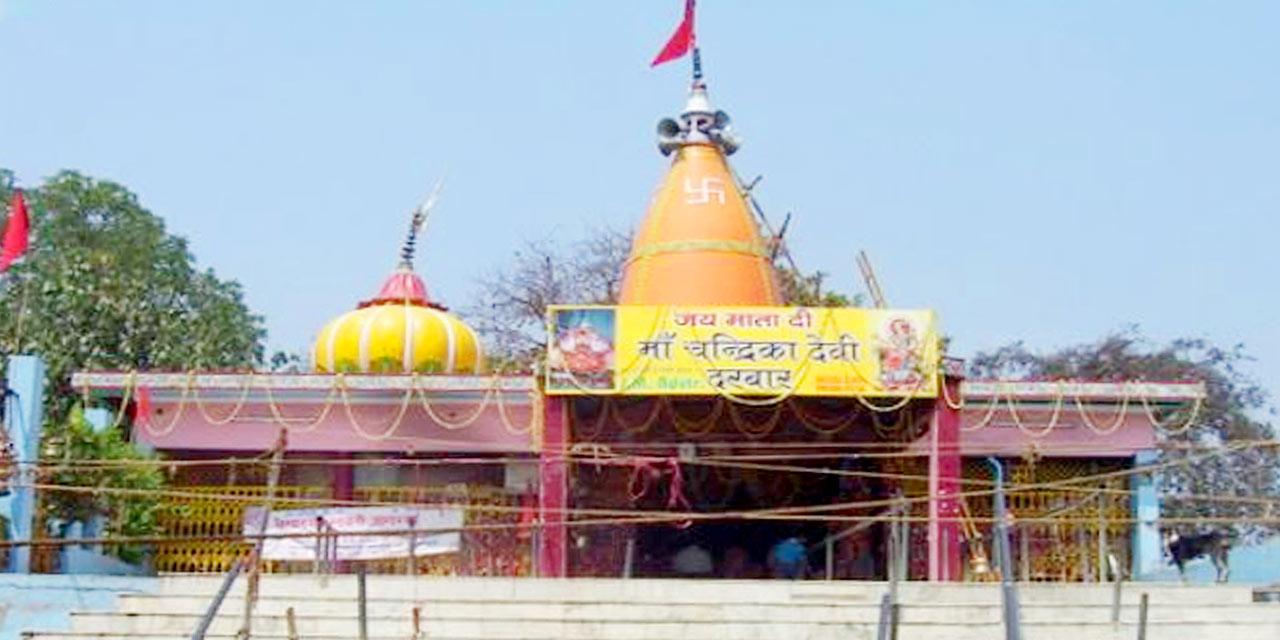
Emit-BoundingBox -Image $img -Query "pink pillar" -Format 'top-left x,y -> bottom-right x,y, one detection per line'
538,396 -> 569,577
333,454 -> 354,502
927,378 -> 964,581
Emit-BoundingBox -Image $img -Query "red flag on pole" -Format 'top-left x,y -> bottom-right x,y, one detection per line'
651,0 -> 696,67
0,189 -> 30,272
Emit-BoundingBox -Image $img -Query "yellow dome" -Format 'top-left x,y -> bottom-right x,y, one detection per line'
312,300 -> 483,374
312,183 -> 483,374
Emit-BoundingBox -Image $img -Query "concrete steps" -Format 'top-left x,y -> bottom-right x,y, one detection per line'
21,576 -> 1280,640
98,598 -> 1277,624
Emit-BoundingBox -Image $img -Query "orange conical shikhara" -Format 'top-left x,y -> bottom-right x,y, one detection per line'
619,142 -> 780,305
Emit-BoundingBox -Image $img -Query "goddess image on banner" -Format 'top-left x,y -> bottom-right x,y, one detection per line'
545,306 -> 939,398
546,307 -> 617,392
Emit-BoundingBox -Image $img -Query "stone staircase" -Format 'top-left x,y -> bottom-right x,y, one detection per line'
20,576 -> 1280,640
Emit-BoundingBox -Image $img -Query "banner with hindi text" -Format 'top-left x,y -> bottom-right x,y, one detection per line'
545,306 -> 939,397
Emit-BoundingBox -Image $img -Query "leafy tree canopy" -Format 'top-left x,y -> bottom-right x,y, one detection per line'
0,168 -> 265,417
971,329 -> 1277,539
1,168 -> 265,555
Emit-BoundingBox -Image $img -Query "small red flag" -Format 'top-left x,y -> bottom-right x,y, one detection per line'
134,386 -> 153,426
651,0 -> 696,67
0,190 -> 30,272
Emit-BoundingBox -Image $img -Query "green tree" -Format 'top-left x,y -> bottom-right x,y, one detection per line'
43,406 -> 165,564
0,169 -> 265,413
1,168 -> 265,553
970,329 -> 1278,539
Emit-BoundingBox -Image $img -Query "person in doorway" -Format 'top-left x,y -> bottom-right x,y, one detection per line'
672,542 -> 714,577
768,536 -> 808,580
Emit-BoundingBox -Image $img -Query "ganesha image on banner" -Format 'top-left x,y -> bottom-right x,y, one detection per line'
547,308 -> 617,391
877,316 -> 923,390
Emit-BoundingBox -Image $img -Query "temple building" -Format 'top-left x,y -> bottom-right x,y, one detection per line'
68,54 -> 1204,583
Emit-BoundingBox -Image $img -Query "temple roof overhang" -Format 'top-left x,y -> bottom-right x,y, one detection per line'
72,371 -> 534,397
69,372 -> 1203,458
960,380 -> 1206,403
70,371 -> 539,455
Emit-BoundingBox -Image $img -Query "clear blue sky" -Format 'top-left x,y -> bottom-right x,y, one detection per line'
1,1 -> 1276,401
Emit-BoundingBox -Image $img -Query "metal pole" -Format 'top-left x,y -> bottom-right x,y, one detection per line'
285,607 -> 298,640
313,517 -> 323,578
357,565 -> 369,640
407,516 -> 418,576
986,457 -> 1022,640
898,517 -> 910,582
1098,504 -> 1108,583
530,520 -> 541,578
1111,570 -> 1123,623
875,592 -> 892,640
1137,593 -> 1149,640
191,559 -> 243,640
412,606 -> 422,640
825,537 -> 834,581
1077,527 -> 1090,582
888,512 -> 901,605
622,533 -> 636,579
1019,525 -> 1030,581
238,430 -> 287,640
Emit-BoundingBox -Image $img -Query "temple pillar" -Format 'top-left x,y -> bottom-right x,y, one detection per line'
927,377 -> 963,581
538,396 -> 569,577
2,356 -> 47,574
333,454 -> 354,502
1130,449 -> 1161,578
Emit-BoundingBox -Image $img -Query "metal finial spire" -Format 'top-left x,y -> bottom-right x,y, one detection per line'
399,179 -> 444,269
654,46 -> 742,157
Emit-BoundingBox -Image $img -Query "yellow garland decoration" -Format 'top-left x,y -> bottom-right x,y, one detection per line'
1139,393 -> 1203,436
191,376 -> 255,426
611,397 -> 663,435
870,408 -> 907,439
727,402 -> 785,440
137,372 -> 190,438
108,372 -> 137,430
570,398 -> 609,440
960,390 -> 1003,433
336,375 -> 415,441
260,375 -> 339,433
416,375 -> 495,431
668,397 -> 724,437
1072,386 -> 1130,436
1003,381 -> 1066,439
788,399 -> 859,435
940,371 -> 964,410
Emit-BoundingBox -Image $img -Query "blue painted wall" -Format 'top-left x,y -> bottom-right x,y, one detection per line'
0,575 -> 158,640
1139,535 -> 1280,585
